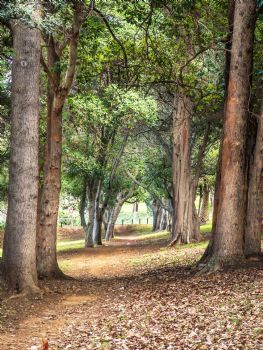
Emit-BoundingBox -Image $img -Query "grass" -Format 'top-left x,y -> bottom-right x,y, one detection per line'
58,259 -> 73,271
115,230 -> 170,242
57,239 -> 84,252
200,223 -> 212,234
0,223 -> 213,258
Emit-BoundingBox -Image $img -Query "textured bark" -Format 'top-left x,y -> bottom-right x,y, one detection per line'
3,17 -> 41,292
171,93 -> 195,244
37,95 -> 63,277
92,179 -> 103,246
199,182 -> 210,224
204,0 -> 256,269
152,200 -> 162,232
160,209 -> 168,231
79,177 -> 89,241
105,205 -> 122,241
209,0 -> 235,239
85,180 -> 96,247
245,92 -> 263,256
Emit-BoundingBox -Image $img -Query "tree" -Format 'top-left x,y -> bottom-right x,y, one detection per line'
65,83 -> 157,247
2,2 -> 41,292
171,93 -> 195,244
200,0 -> 257,270
37,1 -> 93,278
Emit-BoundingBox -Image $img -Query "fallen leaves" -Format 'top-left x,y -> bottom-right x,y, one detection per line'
1,235 -> 263,350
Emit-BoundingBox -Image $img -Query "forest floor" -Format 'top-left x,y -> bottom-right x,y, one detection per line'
0,226 -> 263,350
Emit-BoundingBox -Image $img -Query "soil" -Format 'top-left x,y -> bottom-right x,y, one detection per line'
0,228 -> 262,350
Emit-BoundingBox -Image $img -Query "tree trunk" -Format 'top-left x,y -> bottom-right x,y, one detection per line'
36,96 -> 63,278
202,0 -> 256,270
3,16 -> 41,292
199,182 -> 210,224
197,185 -> 202,215
105,201 -> 126,241
160,209 -> 168,230
91,179 -> 102,246
105,189 -> 135,241
245,91 -> 263,256
171,93 -> 196,244
85,180 -> 96,247
37,6 -> 86,276
79,177 -> 89,241
152,199 -> 162,231
105,205 -> 122,241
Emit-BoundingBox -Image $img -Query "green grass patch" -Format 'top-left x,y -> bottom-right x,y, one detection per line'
57,239 -> 84,252
200,223 -> 212,234
58,259 -> 73,271
115,230 -> 169,242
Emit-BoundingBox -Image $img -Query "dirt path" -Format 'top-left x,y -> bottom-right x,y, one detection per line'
0,232 -> 263,350
0,233 -> 168,350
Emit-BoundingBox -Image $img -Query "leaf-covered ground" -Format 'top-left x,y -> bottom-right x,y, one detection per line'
0,227 -> 262,350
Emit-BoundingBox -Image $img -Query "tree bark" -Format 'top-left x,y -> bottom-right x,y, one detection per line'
202,0 -> 256,270
160,208 -> 168,231
152,199 -> 163,231
3,15 -> 41,292
171,93 -> 195,244
245,91 -> 263,256
105,205 -> 122,241
92,179 -> 103,246
105,188 -> 135,241
199,181 -> 210,224
37,93 -> 64,277
84,180 -> 96,247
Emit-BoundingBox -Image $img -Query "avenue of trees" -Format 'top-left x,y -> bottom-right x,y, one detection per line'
0,0 -> 262,293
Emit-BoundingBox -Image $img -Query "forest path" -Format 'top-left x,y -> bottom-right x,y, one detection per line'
0,228 -> 169,349
0,228 -> 263,350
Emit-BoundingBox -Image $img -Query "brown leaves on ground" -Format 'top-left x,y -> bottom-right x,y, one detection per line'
0,231 -> 263,350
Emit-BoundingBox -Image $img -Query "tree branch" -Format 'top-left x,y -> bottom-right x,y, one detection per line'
126,171 -> 171,212
93,7 -> 128,69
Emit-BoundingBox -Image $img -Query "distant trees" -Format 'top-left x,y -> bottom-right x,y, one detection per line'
65,83 -> 157,247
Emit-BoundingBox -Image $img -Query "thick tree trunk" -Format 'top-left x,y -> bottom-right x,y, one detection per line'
171,93 -> 196,244
37,97 -> 63,278
3,17 -> 41,292
202,0 -> 256,270
245,92 -> 263,256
